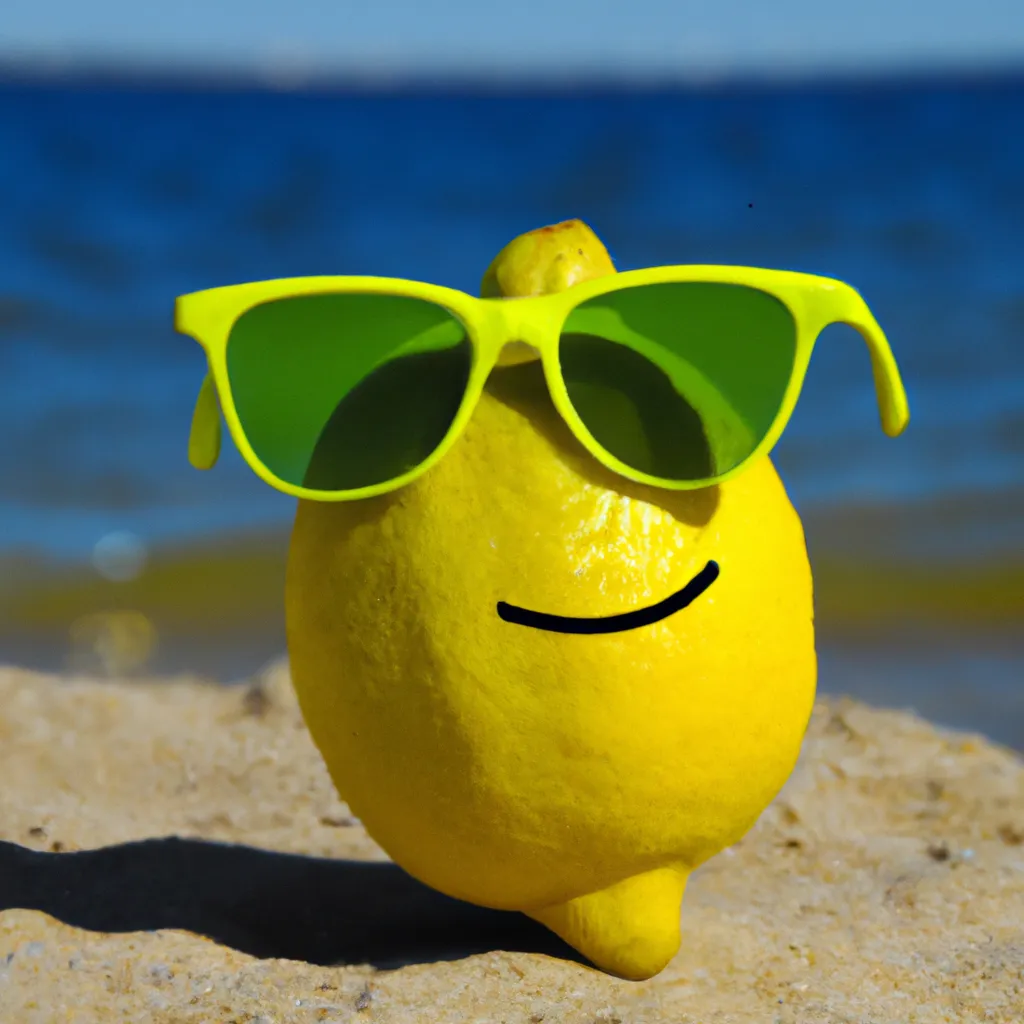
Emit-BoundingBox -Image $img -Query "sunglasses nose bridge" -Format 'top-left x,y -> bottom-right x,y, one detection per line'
513,312 -> 555,352
483,299 -> 546,367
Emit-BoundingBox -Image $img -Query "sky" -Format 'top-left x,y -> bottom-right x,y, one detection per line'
3,0 -> 1024,81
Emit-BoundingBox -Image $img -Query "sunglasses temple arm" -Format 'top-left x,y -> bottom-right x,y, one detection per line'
188,371 -> 222,470
836,290 -> 911,438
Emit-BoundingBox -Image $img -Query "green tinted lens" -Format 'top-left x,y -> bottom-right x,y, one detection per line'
226,293 -> 472,491
559,282 -> 796,481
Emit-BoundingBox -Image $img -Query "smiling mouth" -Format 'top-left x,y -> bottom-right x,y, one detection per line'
496,560 -> 720,635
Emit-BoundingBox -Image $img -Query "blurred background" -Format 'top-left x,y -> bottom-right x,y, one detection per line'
0,1 -> 1021,745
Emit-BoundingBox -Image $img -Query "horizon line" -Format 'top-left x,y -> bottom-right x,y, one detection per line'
1,53 -> 1022,95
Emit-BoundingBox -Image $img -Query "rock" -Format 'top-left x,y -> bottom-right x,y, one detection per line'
1,661 -> 1022,1022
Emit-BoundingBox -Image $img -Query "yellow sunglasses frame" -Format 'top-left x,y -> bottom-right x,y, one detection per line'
176,265 -> 909,501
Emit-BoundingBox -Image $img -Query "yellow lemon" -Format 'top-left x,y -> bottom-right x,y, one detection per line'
286,220 -> 816,981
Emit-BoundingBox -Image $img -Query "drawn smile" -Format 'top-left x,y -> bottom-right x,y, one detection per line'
496,560 -> 720,635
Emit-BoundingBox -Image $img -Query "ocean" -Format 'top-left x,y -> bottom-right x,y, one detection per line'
0,75 -> 1021,743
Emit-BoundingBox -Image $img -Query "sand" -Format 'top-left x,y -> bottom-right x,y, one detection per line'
0,659 -> 1022,1023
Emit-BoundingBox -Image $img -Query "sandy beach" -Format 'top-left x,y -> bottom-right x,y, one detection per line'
1,659 -> 1022,1022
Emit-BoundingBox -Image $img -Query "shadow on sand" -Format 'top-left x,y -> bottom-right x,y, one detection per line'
0,837 -> 589,971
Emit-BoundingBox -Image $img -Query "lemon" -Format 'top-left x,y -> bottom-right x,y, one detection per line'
286,221 -> 816,980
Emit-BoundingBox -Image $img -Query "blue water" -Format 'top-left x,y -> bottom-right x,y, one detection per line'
1,76 -> 1022,743
0,78 -> 1022,565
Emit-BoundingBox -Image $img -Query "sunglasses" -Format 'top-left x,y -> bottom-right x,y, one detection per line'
177,266 -> 909,500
